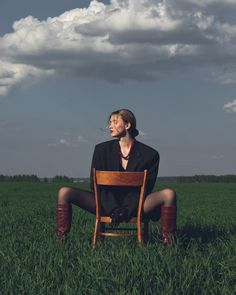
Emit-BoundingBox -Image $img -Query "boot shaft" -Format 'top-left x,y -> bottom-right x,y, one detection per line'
161,205 -> 177,245
56,203 -> 72,240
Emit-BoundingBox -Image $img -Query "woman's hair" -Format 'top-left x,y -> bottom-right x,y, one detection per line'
108,109 -> 139,138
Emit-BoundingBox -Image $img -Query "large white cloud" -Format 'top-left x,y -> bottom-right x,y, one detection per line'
1,0 -> 236,95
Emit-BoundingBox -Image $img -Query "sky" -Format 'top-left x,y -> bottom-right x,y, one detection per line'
0,0 -> 236,178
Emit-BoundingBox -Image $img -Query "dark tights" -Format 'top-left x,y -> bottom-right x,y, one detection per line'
58,187 -> 96,214
57,186 -> 176,221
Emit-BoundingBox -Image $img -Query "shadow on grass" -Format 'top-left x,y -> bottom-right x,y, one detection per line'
146,222 -> 236,247
176,223 -> 235,245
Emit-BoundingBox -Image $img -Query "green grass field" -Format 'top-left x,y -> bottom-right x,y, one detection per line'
0,181 -> 235,294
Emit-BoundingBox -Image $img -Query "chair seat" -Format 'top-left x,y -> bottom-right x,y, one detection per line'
99,216 -> 147,223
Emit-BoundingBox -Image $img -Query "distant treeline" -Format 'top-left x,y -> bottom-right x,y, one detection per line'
0,174 -> 236,183
0,175 -> 40,182
0,175 -> 74,182
176,175 -> 236,183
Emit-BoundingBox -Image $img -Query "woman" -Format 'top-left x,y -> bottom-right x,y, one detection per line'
56,109 -> 177,245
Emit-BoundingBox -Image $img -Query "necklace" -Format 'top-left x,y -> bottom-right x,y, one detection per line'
119,139 -> 136,160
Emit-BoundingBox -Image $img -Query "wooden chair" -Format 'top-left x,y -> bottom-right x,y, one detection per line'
92,168 -> 148,248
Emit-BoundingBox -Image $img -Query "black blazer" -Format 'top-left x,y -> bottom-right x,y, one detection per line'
90,139 -> 160,219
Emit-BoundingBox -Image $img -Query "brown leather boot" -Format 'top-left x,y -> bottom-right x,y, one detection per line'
161,205 -> 177,245
56,203 -> 72,240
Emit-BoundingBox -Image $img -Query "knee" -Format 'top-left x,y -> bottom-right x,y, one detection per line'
58,187 -> 72,204
162,188 -> 176,206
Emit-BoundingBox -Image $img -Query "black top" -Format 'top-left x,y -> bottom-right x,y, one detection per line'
119,162 -> 125,171
90,139 -> 160,219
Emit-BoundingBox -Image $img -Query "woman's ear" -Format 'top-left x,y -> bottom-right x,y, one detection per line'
125,122 -> 131,130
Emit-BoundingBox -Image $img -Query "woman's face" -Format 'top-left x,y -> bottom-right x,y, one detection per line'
108,114 -> 129,138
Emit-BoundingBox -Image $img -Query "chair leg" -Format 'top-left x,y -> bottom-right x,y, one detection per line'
137,221 -> 142,244
93,219 -> 100,249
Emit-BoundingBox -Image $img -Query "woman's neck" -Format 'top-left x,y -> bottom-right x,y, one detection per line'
118,135 -> 134,149
118,135 -> 135,164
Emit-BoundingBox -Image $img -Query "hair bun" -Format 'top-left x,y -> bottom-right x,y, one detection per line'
132,128 -> 139,137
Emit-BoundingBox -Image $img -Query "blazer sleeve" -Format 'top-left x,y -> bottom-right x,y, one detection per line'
145,151 -> 160,194
90,145 -> 103,191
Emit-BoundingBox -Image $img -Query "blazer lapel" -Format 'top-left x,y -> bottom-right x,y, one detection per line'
110,140 -> 120,171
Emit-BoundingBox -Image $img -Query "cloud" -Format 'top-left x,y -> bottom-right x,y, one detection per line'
212,68 -> 236,85
1,0 -> 236,95
48,134 -> 88,147
209,154 -> 223,159
59,138 -> 70,145
0,61 -> 54,95
77,135 -> 88,143
223,99 -> 236,113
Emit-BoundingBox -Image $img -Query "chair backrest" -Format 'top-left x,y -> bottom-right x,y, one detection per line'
92,169 -> 148,247
94,169 -> 147,187
93,168 -> 147,218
